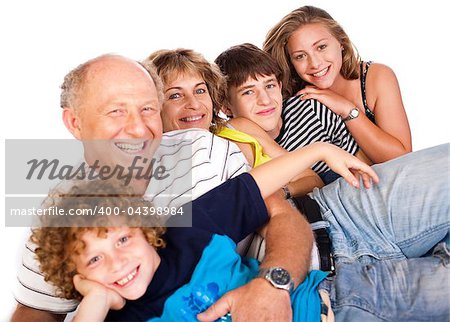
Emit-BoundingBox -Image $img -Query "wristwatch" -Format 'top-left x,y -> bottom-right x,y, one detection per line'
282,185 -> 291,200
257,267 -> 294,294
343,107 -> 359,122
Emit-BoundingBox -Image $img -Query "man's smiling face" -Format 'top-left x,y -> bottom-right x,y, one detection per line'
62,56 -> 163,176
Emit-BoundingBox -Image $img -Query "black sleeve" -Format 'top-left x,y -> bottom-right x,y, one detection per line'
189,172 -> 269,243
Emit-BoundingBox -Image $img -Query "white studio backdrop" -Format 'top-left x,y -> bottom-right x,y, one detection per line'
1,0 -> 449,320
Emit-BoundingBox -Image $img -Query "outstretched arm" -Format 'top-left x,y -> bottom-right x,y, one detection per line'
229,117 -> 324,196
251,141 -> 379,199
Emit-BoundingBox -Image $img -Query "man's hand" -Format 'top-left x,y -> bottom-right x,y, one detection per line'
197,278 -> 291,322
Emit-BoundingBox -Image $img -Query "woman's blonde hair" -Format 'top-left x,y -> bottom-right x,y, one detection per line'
144,49 -> 226,133
263,5 -> 360,98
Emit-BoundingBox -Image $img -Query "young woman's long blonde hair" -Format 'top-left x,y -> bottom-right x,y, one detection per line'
263,6 -> 360,98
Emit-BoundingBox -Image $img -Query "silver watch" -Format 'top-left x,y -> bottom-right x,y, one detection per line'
343,107 -> 359,122
257,267 -> 294,293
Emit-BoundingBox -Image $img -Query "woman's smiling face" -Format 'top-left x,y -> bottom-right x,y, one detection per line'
287,23 -> 343,89
161,72 -> 213,132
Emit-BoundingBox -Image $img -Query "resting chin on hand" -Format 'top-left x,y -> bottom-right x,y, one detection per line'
197,277 -> 291,322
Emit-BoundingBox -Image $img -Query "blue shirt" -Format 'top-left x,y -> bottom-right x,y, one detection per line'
106,173 -> 268,321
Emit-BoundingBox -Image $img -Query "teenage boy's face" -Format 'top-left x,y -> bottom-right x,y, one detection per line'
227,74 -> 283,139
73,227 -> 160,300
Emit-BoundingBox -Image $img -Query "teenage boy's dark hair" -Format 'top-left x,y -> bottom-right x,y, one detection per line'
215,43 -> 283,90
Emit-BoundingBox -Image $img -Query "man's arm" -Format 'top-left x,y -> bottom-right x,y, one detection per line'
10,304 -> 66,322
258,191 -> 313,286
198,191 -> 313,321
11,237 -> 78,322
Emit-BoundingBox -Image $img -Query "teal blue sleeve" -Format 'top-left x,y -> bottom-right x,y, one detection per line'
149,234 -> 327,322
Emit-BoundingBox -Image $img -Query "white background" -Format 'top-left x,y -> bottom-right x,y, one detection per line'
1,0 -> 449,320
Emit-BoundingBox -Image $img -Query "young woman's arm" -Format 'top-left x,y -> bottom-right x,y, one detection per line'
298,63 -> 412,163
346,63 -> 412,162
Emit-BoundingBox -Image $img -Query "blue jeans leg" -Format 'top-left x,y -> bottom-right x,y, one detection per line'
311,143 -> 450,261
319,243 -> 450,322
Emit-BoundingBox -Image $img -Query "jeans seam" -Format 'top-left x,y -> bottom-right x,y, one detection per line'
396,223 -> 450,250
333,301 -> 392,321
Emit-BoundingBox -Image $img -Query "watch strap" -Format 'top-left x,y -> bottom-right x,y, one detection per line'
282,185 -> 291,199
257,267 -> 294,293
343,107 -> 359,122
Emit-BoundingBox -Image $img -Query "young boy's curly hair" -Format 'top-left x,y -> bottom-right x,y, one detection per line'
31,179 -> 166,301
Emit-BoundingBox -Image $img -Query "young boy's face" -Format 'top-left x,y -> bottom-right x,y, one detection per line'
227,74 -> 283,139
73,227 -> 160,300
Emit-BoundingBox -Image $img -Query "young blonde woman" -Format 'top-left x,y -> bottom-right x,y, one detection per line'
263,5 -> 412,164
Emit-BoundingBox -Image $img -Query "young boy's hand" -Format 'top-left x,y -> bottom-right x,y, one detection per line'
320,143 -> 379,189
73,274 -> 125,310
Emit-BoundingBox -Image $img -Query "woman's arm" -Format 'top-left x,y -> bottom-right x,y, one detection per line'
298,63 -> 412,163
347,63 -> 412,162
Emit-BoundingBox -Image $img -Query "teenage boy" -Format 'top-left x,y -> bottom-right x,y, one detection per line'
215,43 -> 372,185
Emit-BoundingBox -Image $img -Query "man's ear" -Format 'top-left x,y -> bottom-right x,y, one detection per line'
62,108 -> 82,140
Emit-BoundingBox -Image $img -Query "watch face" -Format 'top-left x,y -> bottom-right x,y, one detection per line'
270,267 -> 291,285
350,108 -> 359,118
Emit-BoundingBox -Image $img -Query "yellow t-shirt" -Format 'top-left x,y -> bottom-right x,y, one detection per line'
217,126 -> 271,167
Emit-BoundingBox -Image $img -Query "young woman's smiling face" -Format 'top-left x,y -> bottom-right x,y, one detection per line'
73,227 -> 160,300
287,23 -> 343,89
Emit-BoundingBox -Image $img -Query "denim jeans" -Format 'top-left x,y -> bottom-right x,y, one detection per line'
320,244 -> 450,321
311,143 -> 450,262
311,143 -> 450,320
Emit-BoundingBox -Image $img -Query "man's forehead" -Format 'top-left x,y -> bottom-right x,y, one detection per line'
87,57 -> 148,81
83,60 -> 156,95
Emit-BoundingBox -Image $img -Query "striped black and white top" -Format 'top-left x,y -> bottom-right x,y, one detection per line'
275,96 -> 359,174
15,129 -> 250,314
